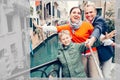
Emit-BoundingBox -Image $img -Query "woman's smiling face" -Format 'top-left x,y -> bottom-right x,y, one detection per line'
84,6 -> 96,23
70,8 -> 81,24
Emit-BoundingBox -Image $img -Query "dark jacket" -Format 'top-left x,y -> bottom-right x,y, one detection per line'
91,15 -> 114,62
91,15 -> 108,39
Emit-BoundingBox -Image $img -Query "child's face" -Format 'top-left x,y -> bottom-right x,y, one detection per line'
60,34 -> 72,46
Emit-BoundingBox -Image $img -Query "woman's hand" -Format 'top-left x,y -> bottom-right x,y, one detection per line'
105,30 -> 116,39
32,18 -> 43,29
100,30 -> 116,41
85,36 -> 96,47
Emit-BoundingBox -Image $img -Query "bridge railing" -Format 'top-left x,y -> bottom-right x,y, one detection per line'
30,34 -> 60,77
6,59 -> 62,80
6,34 -> 62,79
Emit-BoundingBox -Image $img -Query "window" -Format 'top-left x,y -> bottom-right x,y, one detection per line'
7,15 -> 13,32
46,3 -> 51,15
0,49 -> 4,59
96,8 -> 102,16
57,10 -> 60,18
46,3 -> 55,16
11,43 -> 17,54
44,7 -> 48,19
29,18 -> 32,28
30,18 -> 36,31
52,6 -> 54,16
10,43 -> 17,59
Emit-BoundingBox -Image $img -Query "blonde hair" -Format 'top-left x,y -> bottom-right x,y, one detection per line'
58,30 -> 71,39
84,1 -> 96,11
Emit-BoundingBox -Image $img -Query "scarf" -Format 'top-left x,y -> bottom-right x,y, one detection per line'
70,20 -> 82,30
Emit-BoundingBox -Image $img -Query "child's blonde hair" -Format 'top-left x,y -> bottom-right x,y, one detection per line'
58,30 -> 71,39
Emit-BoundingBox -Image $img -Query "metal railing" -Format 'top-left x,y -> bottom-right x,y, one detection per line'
6,34 -> 59,80
31,59 -> 61,78
6,59 -> 62,80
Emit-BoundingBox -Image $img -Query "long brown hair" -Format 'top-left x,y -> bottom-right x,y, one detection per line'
69,7 -> 82,15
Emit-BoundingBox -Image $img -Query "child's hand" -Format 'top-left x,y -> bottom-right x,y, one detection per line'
49,75 -> 54,80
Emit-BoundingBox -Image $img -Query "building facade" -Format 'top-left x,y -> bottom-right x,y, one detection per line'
30,0 -> 68,48
0,0 -> 30,79
0,0 -> 117,79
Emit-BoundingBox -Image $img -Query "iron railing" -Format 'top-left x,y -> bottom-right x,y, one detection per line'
6,59 -> 62,80
6,34 -> 59,80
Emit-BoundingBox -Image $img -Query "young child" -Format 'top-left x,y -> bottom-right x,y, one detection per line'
50,30 -> 111,78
